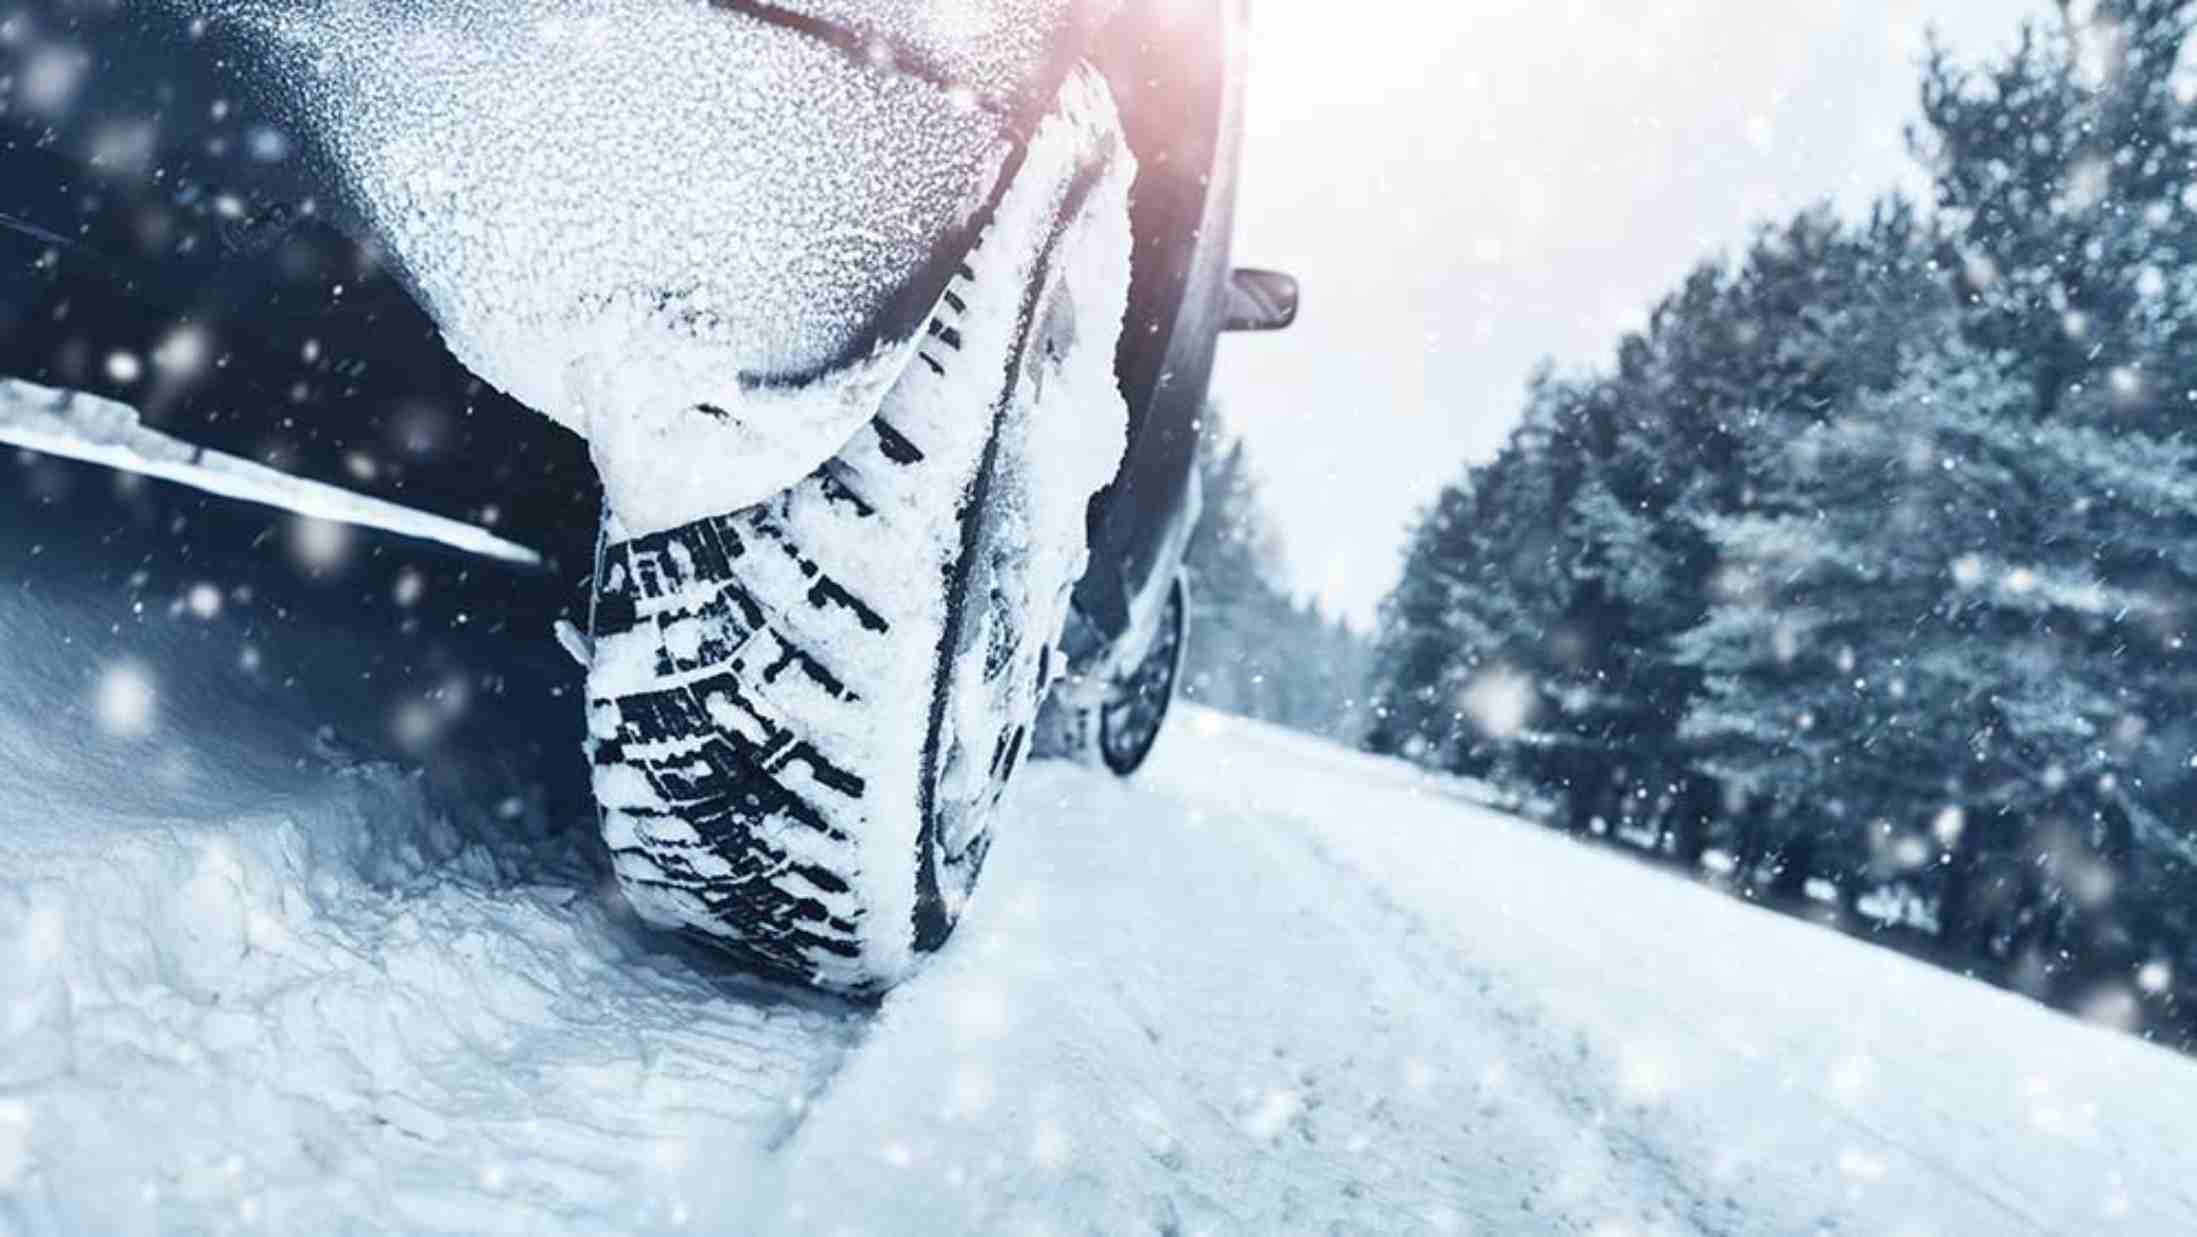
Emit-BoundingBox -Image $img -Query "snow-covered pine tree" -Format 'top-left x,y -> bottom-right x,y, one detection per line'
1367,370 -> 1582,780
1366,0 -> 2197,1033
1678,318 -> 2197,991
1919,0 -> 2197,434
1921,0 -> 2197,1011
1574,205 -> 1934,869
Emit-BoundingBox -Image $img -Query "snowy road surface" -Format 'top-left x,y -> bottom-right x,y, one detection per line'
3,502 -> 2196,1235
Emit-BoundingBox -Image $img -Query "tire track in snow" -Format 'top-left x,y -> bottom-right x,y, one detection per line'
1149,709 -> 2197,1236
1163,760 -> 1738,1235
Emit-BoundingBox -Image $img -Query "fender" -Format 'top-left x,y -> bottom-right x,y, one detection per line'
2,1 -> 1105,527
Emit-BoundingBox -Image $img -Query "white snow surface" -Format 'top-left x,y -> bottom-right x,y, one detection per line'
4,567 -> 2196,1231
183,0 -> 1049,527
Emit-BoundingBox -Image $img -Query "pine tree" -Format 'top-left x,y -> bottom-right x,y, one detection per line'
1920,0 -> 2197,1002
1368,372 -> 1584,777
1361,0 -> 2197,1040
1920,0 -> 2197,432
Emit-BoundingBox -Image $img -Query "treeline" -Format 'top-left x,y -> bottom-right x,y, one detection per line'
1367,0 -> 2197,1044
1180,409 -> 1373,740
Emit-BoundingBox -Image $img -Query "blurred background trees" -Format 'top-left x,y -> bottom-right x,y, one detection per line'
1365,0 -> 2197,1046
1177,407 -> 1374,741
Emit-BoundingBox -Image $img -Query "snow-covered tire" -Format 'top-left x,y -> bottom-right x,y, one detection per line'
1032,571 -> 1188,777
581,72 -> 1133,995
1099,573 -> 1188,776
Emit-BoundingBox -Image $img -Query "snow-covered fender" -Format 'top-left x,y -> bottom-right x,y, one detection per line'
1069,0 -> 1245,647
4,0 -> 1111,532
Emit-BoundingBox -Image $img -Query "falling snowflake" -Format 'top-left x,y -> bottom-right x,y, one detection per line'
1461,667 -> 1535,739
2137,960 -> 2173,995
290,517 -> 353,574
1837,1147 -> 1891,1182
152,325 -> 212,380
20,46 -> 86,114
947,983 -> 1012,1043
392,698 -> 439,750
185,583 -> 223,620
94,663 -> 155,737
1031,1118 -> 1071,1168
1932,806 -> 1966,848
0,1100 -> 31,1193
1773,622 -> 1801,665
1238,1089 -> 1301,1143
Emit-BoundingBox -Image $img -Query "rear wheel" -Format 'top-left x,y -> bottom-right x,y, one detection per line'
581,72 -> 1133,994
1099,573 -> 1187,776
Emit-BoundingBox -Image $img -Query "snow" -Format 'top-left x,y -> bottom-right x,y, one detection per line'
179,0 -> 1096,528
0,379 -> 543,568
765,0 -> 1096,105
5,532 -> 2197,1234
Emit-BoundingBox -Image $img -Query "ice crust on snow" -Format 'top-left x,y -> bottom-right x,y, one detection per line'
178,0 -> 1096,529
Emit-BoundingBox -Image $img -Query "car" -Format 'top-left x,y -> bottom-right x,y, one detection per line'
0,0 -> 1294,993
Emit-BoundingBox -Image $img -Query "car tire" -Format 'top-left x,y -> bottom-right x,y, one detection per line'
581,74 -> 1132,994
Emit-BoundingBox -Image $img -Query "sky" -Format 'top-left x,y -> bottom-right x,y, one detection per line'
1212,0 -> 2054,626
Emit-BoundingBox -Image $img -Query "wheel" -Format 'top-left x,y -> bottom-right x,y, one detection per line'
1098,573 -> 1188,776
580,71 -> 1134,995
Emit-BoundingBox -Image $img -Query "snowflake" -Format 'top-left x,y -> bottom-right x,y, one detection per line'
1461,667 -> 1534,739
1238,1089 -> 1301,1143
290,517 -> 353,574
1932,806 -> 1966,848
94,663 -> 155,737
2137,961 -> 2173,995
153,325 -> 212,380
185,583 -> 223,620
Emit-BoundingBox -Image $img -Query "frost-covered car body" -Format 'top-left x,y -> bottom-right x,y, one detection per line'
0,0 -> 1263,683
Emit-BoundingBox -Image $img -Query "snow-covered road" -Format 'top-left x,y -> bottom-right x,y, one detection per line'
3,501 -> 2195,1235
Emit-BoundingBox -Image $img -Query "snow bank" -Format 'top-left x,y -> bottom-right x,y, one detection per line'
0,570 -> 855,1235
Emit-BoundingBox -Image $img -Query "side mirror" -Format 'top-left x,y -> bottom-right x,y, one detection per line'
1223,267 -> 1299,332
